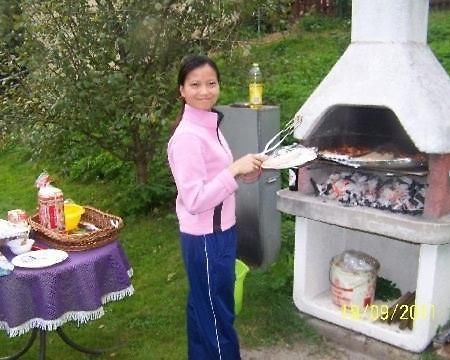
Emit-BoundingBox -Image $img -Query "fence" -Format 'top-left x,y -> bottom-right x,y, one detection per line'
291,0 -> 450,19
290,0 -> 349,18
430,0 -> 450,9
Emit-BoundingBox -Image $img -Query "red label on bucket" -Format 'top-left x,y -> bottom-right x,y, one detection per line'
330,264 -> 377,309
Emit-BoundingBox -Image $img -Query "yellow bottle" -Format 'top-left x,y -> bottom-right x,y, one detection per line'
248,63 -> 263,109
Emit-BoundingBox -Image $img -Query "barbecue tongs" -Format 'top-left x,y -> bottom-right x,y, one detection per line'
260,115 -> 318,169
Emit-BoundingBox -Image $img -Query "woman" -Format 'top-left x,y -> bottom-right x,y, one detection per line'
167,55 -> 266,359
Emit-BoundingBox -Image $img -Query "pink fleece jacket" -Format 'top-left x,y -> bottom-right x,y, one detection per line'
167,104 -> 239,235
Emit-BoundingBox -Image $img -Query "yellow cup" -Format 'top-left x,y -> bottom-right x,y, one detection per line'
64,203 -> 85,231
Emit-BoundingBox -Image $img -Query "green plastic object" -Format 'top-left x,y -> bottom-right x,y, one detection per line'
234,259 -> 250,315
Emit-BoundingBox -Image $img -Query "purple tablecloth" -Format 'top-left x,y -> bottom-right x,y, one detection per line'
0,241 -> 134,337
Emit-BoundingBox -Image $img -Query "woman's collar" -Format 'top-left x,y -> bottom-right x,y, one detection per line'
183,104 -> 218,129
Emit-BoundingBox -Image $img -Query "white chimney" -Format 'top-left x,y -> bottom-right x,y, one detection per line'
351,0 -> 428,43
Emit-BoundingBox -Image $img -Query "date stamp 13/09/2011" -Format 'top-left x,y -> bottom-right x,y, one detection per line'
341,303 -> 436,322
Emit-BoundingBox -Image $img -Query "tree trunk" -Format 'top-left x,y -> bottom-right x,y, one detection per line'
130,119 -> 150,185
135,155 -> 149,185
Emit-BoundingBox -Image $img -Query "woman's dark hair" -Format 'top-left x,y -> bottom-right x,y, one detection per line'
178,55 -> 220,89
171,55 -> 221,134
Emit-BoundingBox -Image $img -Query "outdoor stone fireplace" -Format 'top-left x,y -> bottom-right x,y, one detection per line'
277,0 -> 450,352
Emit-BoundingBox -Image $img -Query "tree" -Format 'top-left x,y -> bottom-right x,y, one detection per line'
0,1 -> 26,91
2,0 -> 241,187
0,0 -> 26,145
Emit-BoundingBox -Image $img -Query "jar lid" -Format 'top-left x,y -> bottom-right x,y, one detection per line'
39,184 -> 63,196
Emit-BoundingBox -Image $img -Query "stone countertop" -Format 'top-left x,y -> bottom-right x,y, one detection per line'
277,188 -> 450,245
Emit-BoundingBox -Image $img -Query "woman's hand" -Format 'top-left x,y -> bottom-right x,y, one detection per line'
228,153 -> 268,177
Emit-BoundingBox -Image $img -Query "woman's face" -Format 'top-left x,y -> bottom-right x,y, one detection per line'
180,64 -> 220,111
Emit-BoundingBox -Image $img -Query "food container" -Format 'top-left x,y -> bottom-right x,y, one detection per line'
330,249 -> 380,309
36,172 -> 65,232
7,209 -> 28,227
7,238 -> 35,255
0,220 -> 30,246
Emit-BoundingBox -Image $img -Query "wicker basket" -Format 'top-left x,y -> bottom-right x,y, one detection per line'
29,206 -> 123,251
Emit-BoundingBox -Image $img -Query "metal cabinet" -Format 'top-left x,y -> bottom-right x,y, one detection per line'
216,105 -> 281,267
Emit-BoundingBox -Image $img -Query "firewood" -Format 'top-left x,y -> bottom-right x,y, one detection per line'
394,292 -> 416,330
385,291 -> 414,324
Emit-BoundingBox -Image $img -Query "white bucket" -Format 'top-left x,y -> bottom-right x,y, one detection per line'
330,250 -> 379,309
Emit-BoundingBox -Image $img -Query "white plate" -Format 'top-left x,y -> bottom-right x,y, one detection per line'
262,145 -> 317,169
11,249 -> 69,269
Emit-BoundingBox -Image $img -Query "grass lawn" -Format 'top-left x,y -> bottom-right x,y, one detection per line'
1,8 -> 450,359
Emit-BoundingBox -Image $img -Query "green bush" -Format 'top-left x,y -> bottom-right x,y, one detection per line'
237,0 -> 297,38
67,152 -> 126,182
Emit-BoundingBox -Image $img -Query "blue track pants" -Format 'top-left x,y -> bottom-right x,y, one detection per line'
180,226 -> 241,360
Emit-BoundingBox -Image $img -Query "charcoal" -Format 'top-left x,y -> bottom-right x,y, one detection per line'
415,191 -> 425,203
399,176 -> 413,185
316,170 -> 426,215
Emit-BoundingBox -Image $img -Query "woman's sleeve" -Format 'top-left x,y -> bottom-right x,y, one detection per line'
168,133 -> 238,214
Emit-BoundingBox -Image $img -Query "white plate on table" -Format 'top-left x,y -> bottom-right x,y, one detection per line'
11,249 -> 69,269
